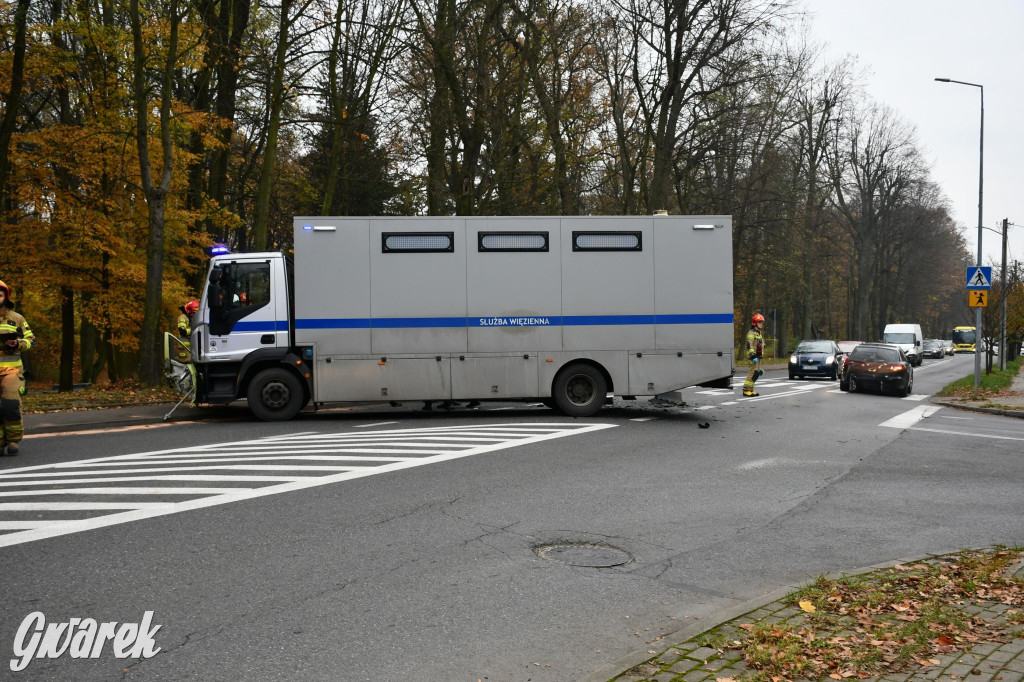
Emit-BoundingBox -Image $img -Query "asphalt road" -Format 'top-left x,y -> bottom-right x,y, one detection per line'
1,353 -> 1023,681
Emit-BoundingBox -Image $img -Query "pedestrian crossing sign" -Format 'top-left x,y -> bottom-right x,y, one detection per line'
969,290 -> 988,307
966,266 -> 992,289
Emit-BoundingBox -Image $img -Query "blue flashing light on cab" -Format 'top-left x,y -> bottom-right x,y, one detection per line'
208,243 -> 231,256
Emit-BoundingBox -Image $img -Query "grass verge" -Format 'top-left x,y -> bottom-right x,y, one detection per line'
935,356 -> 1022,399
22,381 -> 178,413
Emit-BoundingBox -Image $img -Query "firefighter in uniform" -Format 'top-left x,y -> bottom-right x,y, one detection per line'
742,313 -> 765,397
176,300 -> 198,362
0,280 -> 35,456
178,300 -> 198,339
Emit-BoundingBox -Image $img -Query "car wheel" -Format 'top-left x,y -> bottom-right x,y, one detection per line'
839,379 -> 849,392
552,363 -> 607,417
788,372 -> 795,381
247,368 -> 306,421
848,375 -> 859,393
830,368 -> 838,381
906,374 -> 913,395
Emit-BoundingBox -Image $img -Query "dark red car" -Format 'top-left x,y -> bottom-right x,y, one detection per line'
839,342 -> 914,397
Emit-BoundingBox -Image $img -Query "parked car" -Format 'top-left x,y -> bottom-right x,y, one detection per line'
788,340 -> 843,381
839,342 -> 913,397
942,339 -> 955,356
921,338 -> 945,359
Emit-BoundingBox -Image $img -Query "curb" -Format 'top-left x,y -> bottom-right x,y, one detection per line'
578,551 -> 979,682
930,398 -> 1024,419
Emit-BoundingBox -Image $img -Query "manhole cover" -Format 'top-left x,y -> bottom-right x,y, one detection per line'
535,543 -> 632,568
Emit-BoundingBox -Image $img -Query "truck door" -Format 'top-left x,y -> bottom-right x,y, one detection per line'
203,258 -> 287,362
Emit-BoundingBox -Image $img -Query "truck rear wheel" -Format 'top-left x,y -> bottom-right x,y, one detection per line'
552,363 -> 606,417
247,368 -> 306,421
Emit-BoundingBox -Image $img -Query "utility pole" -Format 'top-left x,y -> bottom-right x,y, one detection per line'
1000,217 -> 1008,370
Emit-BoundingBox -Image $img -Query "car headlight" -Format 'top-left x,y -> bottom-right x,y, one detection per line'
790,354 -> 798,364
825,355 -> 835,365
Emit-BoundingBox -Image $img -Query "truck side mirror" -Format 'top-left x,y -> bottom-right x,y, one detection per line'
208,266 -> 225,310
208,283 -> 223,310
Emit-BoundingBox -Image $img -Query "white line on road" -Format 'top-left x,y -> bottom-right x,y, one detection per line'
0,488 -> 248,497
0,502 -> 174,511
879,405 -> 942,429
0,521 -> 80,530
909,426 -> 1024,442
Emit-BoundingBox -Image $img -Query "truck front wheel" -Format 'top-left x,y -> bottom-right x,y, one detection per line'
552,363 -> 607,417
247,368 -> 306,421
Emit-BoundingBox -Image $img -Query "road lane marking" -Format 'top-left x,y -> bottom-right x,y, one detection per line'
0,422 -> 614,549
879,405 -> 941,429
909,427 -> 1024,442
0,487 -> 245,497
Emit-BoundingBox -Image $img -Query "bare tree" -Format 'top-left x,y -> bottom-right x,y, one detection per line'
406,0 -> 507,215
320,0 -> 406,215
827,103 -> 921,341
612,0 -> 792,212
510,0 -> 600,215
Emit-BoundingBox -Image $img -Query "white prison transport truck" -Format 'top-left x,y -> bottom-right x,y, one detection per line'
164,215 -> 735,420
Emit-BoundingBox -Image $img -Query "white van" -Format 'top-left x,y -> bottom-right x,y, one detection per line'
882,323 -> 924,366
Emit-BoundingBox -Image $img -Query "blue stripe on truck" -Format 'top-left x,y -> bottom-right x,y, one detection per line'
295,313 -> 732,329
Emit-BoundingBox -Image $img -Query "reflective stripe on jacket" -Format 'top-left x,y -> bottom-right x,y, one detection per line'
745,327 -> 764,360
0,310 -> 34,369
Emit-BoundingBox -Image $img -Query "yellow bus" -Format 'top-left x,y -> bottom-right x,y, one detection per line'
951,326 -> 977,353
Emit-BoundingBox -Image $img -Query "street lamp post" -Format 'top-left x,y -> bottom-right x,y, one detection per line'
935,78 -> 983,397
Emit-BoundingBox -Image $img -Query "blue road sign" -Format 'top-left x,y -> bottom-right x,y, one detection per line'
966,266 -> 992,289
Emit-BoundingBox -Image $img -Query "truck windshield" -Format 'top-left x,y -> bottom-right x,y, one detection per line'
883,333 -> 914,344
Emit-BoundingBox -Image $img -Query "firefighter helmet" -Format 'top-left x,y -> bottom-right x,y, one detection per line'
752,313 -> 765,325
0,280 -> 12,308
184,300 -> 199,314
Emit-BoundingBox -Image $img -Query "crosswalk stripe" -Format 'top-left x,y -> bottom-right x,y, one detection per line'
0,488 -> 247,497
0,422 -> 615,549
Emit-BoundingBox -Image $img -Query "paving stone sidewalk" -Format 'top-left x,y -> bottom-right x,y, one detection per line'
595,553 -> 1024,682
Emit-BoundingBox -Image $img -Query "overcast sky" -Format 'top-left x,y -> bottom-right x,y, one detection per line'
801,0 -> 1024,277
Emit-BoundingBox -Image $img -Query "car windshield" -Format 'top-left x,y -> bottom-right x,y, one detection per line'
796,341 -> 834,353
883,333 -> 915,344
924,340 -> 941,348
850,347 -> 899,363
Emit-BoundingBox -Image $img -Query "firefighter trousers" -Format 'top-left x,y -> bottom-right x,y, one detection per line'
743,363 -> 763,392
0,369 -> 25,445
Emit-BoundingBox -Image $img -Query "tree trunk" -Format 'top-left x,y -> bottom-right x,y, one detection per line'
209,0 -> 252,241
252,0 -> 293,250
131,0 -> 179,384
59,287 -> 75,391
0,0 -> 30,215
